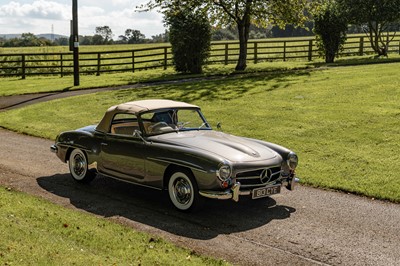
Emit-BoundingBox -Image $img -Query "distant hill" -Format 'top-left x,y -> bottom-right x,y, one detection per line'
37,33 -> 68,40
0,33 -> 68,40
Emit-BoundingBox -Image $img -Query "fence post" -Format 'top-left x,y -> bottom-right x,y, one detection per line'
164,47 -> 168,70
132,51 -> 135,73
283,41 -> 287,61
308,40 -> 313,61
254,42 -> 258,64
359,37 -> 364,56
96,53 -> 101,76
60,54 -> 64,77
225,43 -> 229,65
21,55 -> 26,79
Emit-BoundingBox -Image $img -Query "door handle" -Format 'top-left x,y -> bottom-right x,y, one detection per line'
101,143 -> 108,146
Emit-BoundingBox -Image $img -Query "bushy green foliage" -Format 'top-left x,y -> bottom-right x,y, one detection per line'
314,1 -> 348,63
166,9 -> 211,74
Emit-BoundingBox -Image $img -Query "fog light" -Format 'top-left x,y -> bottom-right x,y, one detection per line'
222,180 -> 230,188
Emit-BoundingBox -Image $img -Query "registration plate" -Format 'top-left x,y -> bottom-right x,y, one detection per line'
252,185 -> 281,199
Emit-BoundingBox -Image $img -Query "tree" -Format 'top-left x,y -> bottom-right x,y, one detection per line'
92,34 -> 104,45
270,22 -> 314,38
313,1 -> 348,63
337,0 -> 400,56
118,35 -> 128,44
95,26 -> 113,44
151,32 -> 168,43
165,8 -> 211,74
2,33 -> 52,47
212,27 -> 237,40
125,29 -> 146,44
54,37 -> 69,46
80,35 -> 94,45
143,0 -> 313,71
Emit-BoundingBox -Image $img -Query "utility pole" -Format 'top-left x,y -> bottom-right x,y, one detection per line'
72,0 -> 79,86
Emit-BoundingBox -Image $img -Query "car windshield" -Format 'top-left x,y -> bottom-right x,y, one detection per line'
141,108 -> 211,135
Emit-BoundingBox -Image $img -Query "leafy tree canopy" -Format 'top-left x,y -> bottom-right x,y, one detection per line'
337,0 -> 400,56
143,0 -> 317,70
95,26 -> 113,44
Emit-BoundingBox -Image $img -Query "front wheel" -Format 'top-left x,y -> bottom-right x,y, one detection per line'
168,169 -> 201,211
68,148 -> 96,183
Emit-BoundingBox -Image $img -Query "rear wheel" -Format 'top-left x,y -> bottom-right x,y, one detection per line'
168,169 -> 201,211
68,148 -> 96,183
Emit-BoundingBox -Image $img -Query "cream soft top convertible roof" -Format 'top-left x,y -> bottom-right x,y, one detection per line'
96,99 -> 199,133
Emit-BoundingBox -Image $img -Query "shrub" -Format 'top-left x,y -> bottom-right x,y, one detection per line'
165,9 -> 211,74
313,1 -> 348,63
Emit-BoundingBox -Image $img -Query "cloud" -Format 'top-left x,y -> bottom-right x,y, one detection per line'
0,0 -> 69,20
0,0 -> 165,37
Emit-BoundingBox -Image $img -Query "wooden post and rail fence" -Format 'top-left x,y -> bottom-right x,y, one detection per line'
1,35 -> 399,79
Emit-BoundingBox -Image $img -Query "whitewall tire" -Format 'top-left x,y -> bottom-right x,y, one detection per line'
168,170 -> 200,211
68,148 -> 96,183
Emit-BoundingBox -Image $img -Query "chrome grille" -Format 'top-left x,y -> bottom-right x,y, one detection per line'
235,166 -> 282,188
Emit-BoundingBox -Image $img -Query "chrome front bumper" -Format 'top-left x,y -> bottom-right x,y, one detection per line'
199,176 -> 299,202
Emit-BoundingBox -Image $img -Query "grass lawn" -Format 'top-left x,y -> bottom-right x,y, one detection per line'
2,55 -> 400,97
0,187 -> 227,265
0,62 -> 399,203
0,61 -> 314,96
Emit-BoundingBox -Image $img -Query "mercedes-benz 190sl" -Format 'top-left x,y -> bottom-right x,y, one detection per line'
51,99 -> 299,211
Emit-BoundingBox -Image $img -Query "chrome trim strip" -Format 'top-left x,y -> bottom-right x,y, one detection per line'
234,164 -> 281,175
88,161 -> 98,172
199,182 -> 252,201
147,157 -> 208,174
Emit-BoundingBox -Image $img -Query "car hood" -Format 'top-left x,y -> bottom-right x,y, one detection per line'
152,130 -> 279,163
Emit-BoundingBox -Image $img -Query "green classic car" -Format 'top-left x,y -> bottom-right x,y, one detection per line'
51,99 -> 299,211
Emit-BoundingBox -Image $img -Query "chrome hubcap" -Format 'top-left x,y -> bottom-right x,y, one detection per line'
73,154 -> 86,177
174,178 -> 192,205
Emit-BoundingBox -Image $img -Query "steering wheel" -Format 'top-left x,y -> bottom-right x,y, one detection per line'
148,122 -> 169,133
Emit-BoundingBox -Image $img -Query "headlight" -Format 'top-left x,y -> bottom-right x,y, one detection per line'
287,152 -> 298,170
217,164 -> 232,181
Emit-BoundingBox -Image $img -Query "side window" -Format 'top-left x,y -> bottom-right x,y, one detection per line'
110,113 -> 139,136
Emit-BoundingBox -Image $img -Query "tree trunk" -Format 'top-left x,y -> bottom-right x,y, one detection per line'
325,53 -> 335,63
235,12 -> 251,71
236,23 -> 248,71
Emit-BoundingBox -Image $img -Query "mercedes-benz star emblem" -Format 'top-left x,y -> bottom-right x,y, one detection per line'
260,168 -> 272,183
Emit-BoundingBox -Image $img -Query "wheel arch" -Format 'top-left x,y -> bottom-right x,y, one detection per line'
163,164 -> 195,190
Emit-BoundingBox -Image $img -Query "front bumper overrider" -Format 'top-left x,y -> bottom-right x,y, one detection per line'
199,176 -> 299,202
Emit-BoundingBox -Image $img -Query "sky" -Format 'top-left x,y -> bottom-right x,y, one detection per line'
0,0 -> 166,39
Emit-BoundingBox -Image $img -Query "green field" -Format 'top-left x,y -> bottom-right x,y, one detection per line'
0,187 -> 227,265
1,62 -> 399,202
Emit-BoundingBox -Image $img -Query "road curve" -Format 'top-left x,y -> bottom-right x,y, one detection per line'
0,128 -> 399,265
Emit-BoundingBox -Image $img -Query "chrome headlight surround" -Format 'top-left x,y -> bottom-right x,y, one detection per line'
287,152 -> 298,170
216,163 -> 232,181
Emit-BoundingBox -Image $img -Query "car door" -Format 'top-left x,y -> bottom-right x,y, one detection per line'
99,113 -> 145,182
